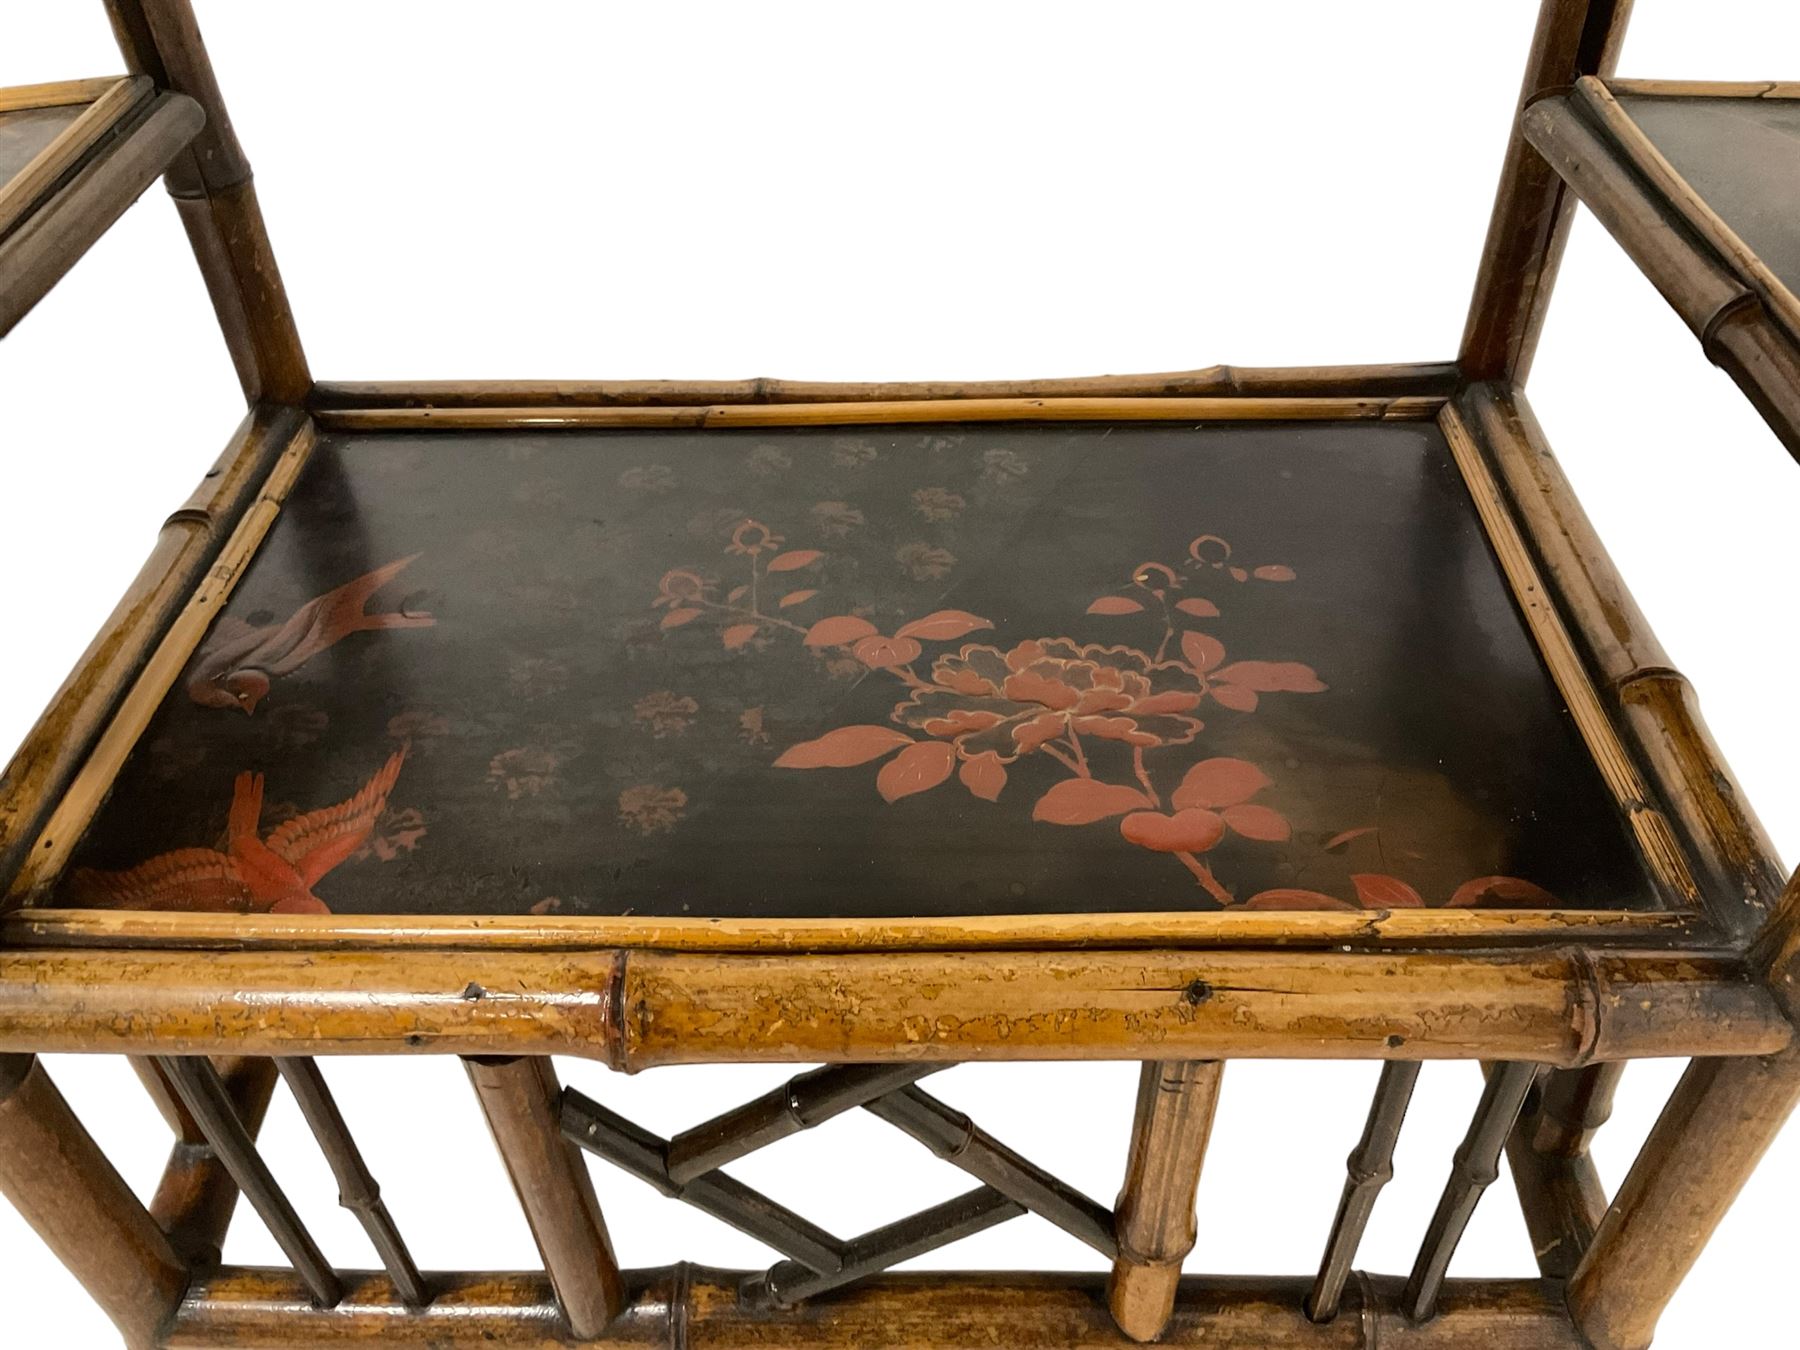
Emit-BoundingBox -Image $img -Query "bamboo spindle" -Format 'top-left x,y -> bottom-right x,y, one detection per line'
464,1056 -> 625,1337
1503,1063 -> 1622,1278
1108,1060 -> 1224,1342
0,1055 -> 188,1349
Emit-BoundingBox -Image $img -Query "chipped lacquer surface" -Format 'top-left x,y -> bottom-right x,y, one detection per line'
50,420 -> 1655,920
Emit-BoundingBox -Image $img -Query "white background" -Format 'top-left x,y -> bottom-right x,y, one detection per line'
2,2 -> 1797,1346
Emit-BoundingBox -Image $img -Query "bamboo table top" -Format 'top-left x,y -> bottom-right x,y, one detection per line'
1617,89 -> 1800,308
48,420 -> 1659,923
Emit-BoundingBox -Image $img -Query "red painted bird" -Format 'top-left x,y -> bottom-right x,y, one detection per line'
66,748 -> 408,914
187,554 -> 435,714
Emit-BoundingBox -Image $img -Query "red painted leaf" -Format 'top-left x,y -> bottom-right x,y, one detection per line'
1031,779 -> 1152,826
1180,630 -> 1226,673
1172,757 -> 1271,810
767,549 -> 823,573
959,752 -> 1007,802
1253,564 -> 1297,582
804,615 -> 880,648
1222,803 -> 1291,842
876,741 -> 956,803
727,585 -> 749,603
1086,596 -> 1145,616
722,623 -> 760,650
1213,661 -> 1326,693
779,589 -> 818,608
1229,566 -> 1248,582
1175,597 -> 1221,618
1324,826 -> 1377,852
1119,809 -> 1225,854
660,607 -> 703,630
1447,876 -> 1562,909
774,725 -> 913,769
896,609 -> 994,641
1351,873 -> 1424,908
1209,683 -> 1258,712
853,634 -> 924,669
1241,889 -> 1356,911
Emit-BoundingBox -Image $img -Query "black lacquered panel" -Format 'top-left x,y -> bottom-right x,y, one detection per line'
57,421 -> 1657,919
1621,93 -> 1800,306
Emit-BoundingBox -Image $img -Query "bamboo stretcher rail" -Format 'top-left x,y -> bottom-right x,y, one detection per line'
1109,1061 -> 1223,1342
0,945 -> 1784,1065
1458,383 -> 1788,938
465,1057 -> 625,1337
160,1266 -> 1589,1348
0,405 -> 308,899
0,1056 -> 187,1350
311,395 -> 1446,431
308,362 -> 1461,410
1459,0 -> 1634,383
1,904 -> 1709,953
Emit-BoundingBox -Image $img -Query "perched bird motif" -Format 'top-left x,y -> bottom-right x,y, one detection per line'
187,554 -> 435,714
66,748 -> 408,914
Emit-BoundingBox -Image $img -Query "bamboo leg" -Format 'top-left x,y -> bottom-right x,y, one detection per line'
0,1055 -> 188,1349
464,1056 -> 625,1337
1504,1063 -> 1621,1279
104,0 -> 310,404
1107,1060 -> 1224,1342
141,1056 -> 279,1269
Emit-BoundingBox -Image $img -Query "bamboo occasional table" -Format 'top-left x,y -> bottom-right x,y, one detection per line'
1,3 -> 1797,1348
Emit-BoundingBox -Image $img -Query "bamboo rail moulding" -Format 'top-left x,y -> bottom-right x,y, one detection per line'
0,904 -> 1714,953
308,361 -> 1461,410
0,75 -> 147,239
310,395 -> 1447,432
0,945 -> 1781,1067
160,1267 -> 1590,1349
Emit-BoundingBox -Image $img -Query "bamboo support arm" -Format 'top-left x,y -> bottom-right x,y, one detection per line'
1504,1064 -> 1621,1279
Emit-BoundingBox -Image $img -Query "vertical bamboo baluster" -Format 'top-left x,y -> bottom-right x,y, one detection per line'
158,1056 -> 341,1308
1107,1060 -> 1224,1343
1504,1063 -> 1622,1278
1459,0 -> 1635,383
103,0 -> 310,405
135,1056 -> 279,1268
1307,1059 -> 1422,1321
0,1055 -> 188,1350
273,1058 -> 429,1308
464,1056 -> 625,1337
1570,869 -> 1800,1350
1403,1061 -> 1538,1322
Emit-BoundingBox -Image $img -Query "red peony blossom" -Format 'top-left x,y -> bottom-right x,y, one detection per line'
894,638 -> 1204,763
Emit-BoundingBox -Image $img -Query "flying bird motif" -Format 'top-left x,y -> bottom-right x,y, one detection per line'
66,748 -> 408,914
187,554 -> 435,713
